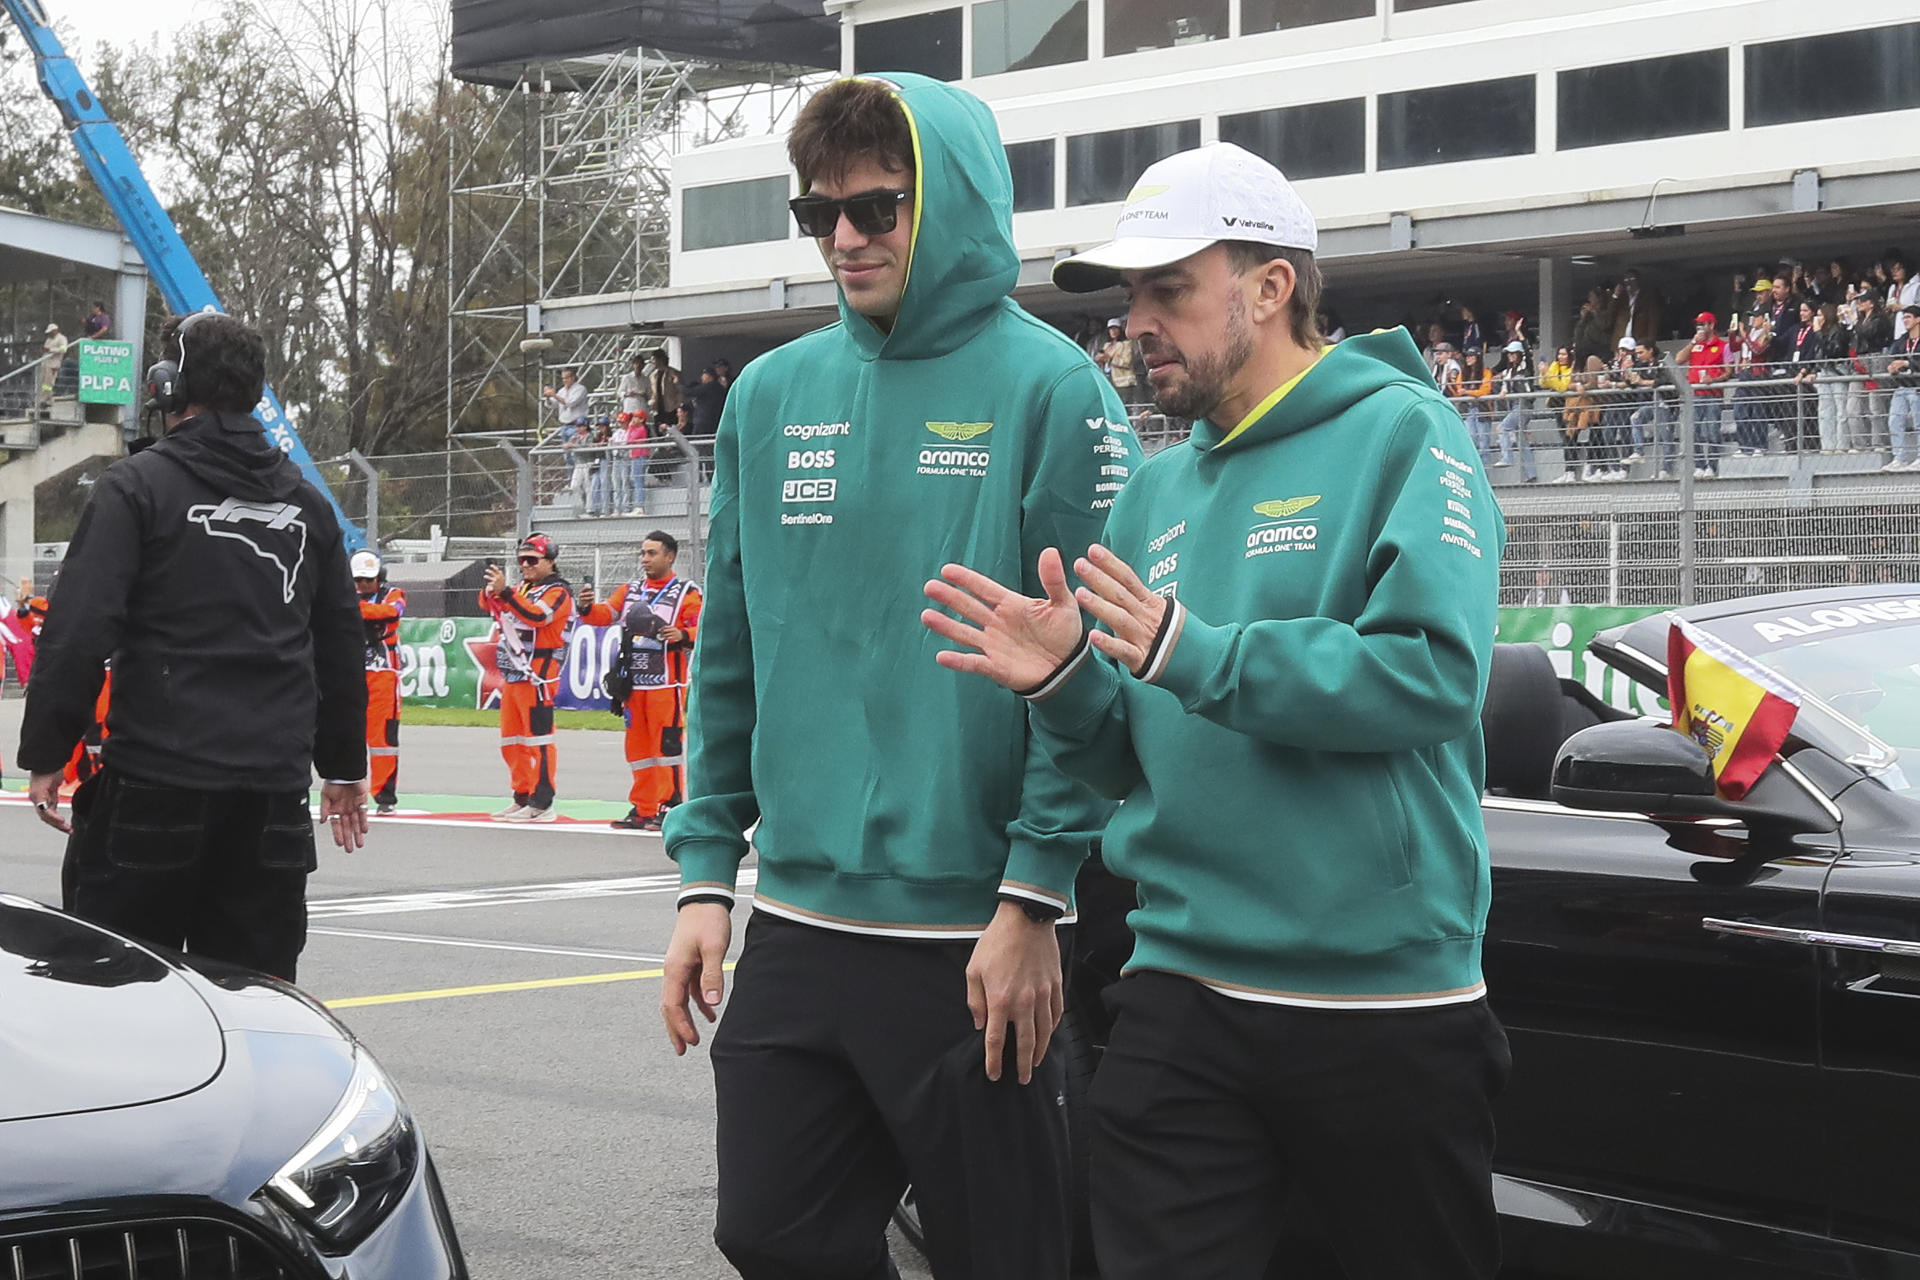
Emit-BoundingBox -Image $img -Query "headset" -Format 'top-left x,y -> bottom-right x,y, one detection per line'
143,306 -> 220,416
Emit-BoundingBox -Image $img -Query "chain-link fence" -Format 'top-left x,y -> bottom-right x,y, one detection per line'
321,443 -> 528,546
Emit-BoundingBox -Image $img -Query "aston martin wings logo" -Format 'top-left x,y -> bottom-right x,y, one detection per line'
187,498 -> 309,604
1253,495 -> 1321,519
1124,183 -> 1169,207
926,421 -> 993,442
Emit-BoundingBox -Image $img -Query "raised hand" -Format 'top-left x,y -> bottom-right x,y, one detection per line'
1073,544 -> 1169,677
922,548 -> 1084,692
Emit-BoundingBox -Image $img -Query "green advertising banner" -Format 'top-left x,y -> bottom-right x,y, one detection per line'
1495,604 -> 1668,716
76,339 -> 136,406
400,608 -> 1672,714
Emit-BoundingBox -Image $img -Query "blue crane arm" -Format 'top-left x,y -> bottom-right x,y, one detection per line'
5,0 -> 368,551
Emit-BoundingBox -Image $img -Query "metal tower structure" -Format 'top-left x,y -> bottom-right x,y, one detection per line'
446,49 -> 817,441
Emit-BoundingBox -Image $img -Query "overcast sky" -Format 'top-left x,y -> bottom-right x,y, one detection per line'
49,0 -> 210,54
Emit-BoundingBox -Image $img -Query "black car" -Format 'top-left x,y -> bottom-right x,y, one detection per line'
902,584 -> 1920,1278
0,894 -> 467,1279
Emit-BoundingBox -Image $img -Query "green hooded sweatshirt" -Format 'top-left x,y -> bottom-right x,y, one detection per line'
1031,328 -> 1505,1004
663,73 -> 1142,935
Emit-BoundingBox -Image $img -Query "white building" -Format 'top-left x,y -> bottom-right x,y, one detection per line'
542,0 -> 1920,369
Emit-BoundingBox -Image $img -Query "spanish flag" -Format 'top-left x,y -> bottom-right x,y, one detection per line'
1666,616 -> 1800,799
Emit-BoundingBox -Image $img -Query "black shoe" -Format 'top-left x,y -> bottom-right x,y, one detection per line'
375,803 -> 396,816
609,809 -> 646,830
637,813 -> 665,832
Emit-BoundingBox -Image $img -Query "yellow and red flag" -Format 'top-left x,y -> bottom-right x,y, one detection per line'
1666,616 -> 1800,799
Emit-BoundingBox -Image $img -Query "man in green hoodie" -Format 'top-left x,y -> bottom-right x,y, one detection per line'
659,75 -> 1138,1279
924,143 -> 1509,1279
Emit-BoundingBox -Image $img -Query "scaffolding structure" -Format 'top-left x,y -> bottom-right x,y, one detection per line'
446,50 -> 817,442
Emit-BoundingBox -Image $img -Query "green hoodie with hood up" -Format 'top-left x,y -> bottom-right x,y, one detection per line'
663,74 -> 1142,935
1031,329 -> 1505,1005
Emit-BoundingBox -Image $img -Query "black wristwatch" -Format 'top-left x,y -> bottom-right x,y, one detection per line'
998,892 -> 1064,924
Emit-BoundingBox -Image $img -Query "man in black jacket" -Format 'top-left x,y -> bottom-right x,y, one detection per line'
16,311 -> 368,982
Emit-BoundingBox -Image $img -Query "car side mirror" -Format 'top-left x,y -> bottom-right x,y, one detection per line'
1552,720 -> 1723,814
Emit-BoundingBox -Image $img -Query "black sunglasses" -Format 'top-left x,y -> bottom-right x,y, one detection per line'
516,555 -> 541,565
789,189 -> 911,239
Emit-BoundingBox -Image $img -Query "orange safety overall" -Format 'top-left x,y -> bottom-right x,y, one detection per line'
581,575 -> 701,817
481,577 -> 574,809
359,585 -> 408,807
62,667 -> 112,788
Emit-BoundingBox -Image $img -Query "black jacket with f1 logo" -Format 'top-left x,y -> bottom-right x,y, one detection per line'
17,410 -> 366,790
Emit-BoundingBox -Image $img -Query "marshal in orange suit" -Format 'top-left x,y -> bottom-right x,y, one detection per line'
576,531 -> 700,831
352,551 -> 407,814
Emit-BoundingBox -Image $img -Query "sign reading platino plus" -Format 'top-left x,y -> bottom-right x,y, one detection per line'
77,340 -> 135,406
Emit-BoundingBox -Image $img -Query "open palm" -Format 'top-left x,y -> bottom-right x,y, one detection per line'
922,548 -> 1084,692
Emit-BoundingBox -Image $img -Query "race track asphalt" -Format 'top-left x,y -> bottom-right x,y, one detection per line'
0,698 -> 932,1279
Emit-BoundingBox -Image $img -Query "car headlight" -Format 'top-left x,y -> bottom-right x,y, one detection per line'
266,1047 -> 419,1250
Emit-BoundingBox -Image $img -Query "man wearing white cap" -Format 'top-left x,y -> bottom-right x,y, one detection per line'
924,142 -> 1509,1279
40,321 -> 68,408
353,551 -> 407,814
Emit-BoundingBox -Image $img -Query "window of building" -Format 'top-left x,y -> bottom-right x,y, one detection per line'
1006,140 -> 1056,213
1745,22 -> 1920,127
1067,120 -> 1201,205
682,177 -> 790,252
853,10 -> 963,82
1104,0 -> 1227,56
1242,0 -> 1372,32
1557,50 -> 1728,150
975,0 -> 1086,76
1378,76 -> 1535,169
1219,99 -> 1365,180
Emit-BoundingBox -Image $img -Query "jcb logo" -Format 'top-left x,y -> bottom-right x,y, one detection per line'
787,449 -> 836,470
782,479 -> 838,503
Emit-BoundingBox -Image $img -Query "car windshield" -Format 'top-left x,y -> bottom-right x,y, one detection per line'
1713,599 -> 1920,792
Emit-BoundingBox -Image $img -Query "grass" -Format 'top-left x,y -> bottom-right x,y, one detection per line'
402,706 -> 623,731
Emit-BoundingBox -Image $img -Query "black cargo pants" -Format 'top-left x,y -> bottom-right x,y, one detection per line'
710,911 -> 1072,1280
60,768 -> 318,982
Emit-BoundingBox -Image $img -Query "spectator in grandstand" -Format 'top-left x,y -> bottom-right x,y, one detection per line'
1810,303 -> 1848,453
1849,291 -> 1895,452
1539,345 -> 1575,405
1572,289 -> 1612,371
1814,259 -> 1850,304
1763,275 -> 1799,346
617,354 -> 646,418
646,348 -> 682,425
1449,346 -> 1494,462
1096,318 -> 1142,407
82,301 -> 111,340
1600,336 -> 1639,475
1556,367 -> 1602,483
618,411 -> 650,516
563,420 -> 593,515
1732,312 -> 1775,457
1493,339 -> 1536,480
1428,339 -> 1462,390
1888,255 -> 1920,310
1608,269 -> 1662,349
1885,304 -> 1920,472
1738,275 -> 1771,327
681,365 -> 725,477
587,418 -> 617,516
39,322 -> 66,408
1501,309 -> 1528,349
1420,322 -> 1449,363
1458,304 -> 1483,355
1678,312 -> 1731,478
1787,300 -> 1822,454
1625,337 -> 1670,476
542,366 -> 588,437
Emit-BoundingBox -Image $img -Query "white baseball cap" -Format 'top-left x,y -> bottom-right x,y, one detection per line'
1617,337 -> 1636,350
1053,142 -> 1317,294
350,551 -> 382,579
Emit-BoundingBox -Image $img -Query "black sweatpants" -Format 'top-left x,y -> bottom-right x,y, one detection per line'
1090,971 -> 1510,1280
711,912 -> 1071,1280
60,768 -> 317,982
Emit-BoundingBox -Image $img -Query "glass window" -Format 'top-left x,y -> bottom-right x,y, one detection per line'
1219,99 -> 1365,180
1104,0 -> 1227,56
682,177 -> 789,252
1242,0 -> 1372,32
1378,76 -> 1535,169
1066,121 -> 1201,205
1558,50 -> 1728,149
853,10 -> 963,82
1006,140 -> 1056,213
1745,22 -> 1920,127
975,0 -> 1086,76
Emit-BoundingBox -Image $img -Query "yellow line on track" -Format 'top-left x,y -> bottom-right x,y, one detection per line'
325,963 -> 735,1009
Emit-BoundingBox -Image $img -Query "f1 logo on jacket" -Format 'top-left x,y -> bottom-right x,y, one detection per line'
187,497 -> 309,604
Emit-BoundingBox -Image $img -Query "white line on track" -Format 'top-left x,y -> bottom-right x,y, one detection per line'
309,925 -> 670,963
308,867 -> 759,919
